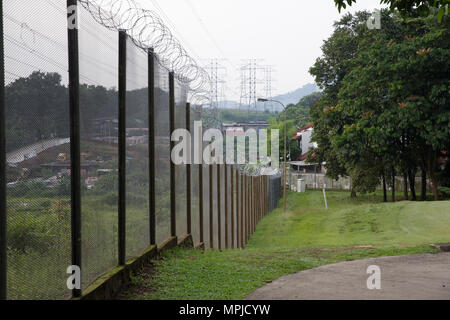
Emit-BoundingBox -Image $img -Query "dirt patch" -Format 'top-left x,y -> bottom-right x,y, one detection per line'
116,263 -> 156,300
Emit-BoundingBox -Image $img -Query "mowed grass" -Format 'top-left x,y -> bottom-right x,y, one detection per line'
121,190 -> 450,300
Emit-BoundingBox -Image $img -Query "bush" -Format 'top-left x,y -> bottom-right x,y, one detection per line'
439,187 -> 450,199
94,174 -> 118,194
7,215 -> 56,253
99,192 -> 118,206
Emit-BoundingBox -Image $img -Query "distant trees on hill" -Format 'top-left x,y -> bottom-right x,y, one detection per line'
5,71 -> 165,152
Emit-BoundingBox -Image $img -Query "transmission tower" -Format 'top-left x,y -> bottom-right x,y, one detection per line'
238,59 -> 265,118
262,65 -> 276,112
204,59 -> 227,109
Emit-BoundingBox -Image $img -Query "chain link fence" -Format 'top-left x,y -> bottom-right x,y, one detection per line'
0,0 -> 282,300
4,0 -> 71,300
154,59 -> 170,244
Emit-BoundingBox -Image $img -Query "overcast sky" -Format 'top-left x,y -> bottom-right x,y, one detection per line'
136,0 -> 387,100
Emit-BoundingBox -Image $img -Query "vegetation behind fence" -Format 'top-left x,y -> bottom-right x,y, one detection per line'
0,0 -> 281,300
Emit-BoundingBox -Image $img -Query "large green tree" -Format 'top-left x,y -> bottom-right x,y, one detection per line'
309,9 -> 449,200
337,13 -> 449,200
308,11 -> 375,195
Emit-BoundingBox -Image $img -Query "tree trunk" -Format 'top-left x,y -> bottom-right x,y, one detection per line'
421,168 -> 427,201
430,175 -> 439,201
382,169 -> 387,203
426,151 -> 439,201
408,169 -> 416,201
403,171 -> 408,200
392,166 -> 396,202
351,188 -> 357,198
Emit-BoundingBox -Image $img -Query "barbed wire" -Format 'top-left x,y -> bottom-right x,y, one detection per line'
78,0 -> 211,103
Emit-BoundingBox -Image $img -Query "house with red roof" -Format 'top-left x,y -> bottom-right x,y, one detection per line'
290,123 -> 323,173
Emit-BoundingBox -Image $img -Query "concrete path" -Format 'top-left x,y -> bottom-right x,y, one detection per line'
247,253 -> 450,300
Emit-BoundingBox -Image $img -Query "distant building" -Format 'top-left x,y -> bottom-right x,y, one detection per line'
223,127 -> 245,137
222,121 -> 270,135
90,118 -> 118,138
85,177 -> 99,190
291,123 -> 323,173
127,136 -> 148,146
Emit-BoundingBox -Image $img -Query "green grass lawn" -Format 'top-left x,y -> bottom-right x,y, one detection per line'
120,190 -> 450,300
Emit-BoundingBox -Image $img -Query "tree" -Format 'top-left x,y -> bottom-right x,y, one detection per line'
334,0 -> 449,22
5,72 -> 69,152
268,118 -> 301,161
309,9 -> 449,200
308,11 -> 375,195
278,92 -> 322,129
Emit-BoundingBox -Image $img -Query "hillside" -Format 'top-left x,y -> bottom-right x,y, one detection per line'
271,83 -> 320,108
219,83 -> 320,111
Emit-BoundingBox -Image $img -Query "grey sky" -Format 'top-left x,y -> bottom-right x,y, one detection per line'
136,0 -> 387,100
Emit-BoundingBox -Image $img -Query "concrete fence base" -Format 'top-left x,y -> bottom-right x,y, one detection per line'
75,235 -> 195,300
195,242 -> 205,250
177,234 -> 194,248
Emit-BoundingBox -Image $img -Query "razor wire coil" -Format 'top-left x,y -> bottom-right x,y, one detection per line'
78,0 -> 211,104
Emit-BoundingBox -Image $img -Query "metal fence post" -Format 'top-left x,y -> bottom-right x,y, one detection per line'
217,164 -> 221,250
241,173 -> 244,248
209,165 -> 213,249
263,176 -> 266,216
148,48 -> 156,246
169,72 -> 176,237
257,177 -> 260,223
259,177 -> 262,221
244,174 -> 247,246
224,165 -> 228,249
199,162 -> 204,246
0,0 -> 6,300
244,174 -> 248,246
265,176 -> 268,215
118,30 -> 127,265
248,176 -> 251,239
248,175 -> 251,243
67,0 -> 82,298
230,167 -> 234,249
236,170 -> 240,249
256,177 -> 259,225
186,103 -> 191,235
264,176 -> 266,216
251,177 -> 254,234
243,174 -> 245,246
253,176 -> 261,226
253,177 -> 255,233
247,175 -> 249,240
249,176 -> 252,236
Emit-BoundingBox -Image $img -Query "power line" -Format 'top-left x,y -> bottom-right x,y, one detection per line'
184,0 -> 239,74
148,0 -> 203,63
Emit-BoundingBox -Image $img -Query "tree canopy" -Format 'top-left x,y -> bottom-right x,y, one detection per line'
334,0 -> 449,22
309,9 -> 449,200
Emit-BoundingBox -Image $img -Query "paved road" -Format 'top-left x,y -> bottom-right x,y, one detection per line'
6,138 -> 70,164
247,253 -> 450,300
